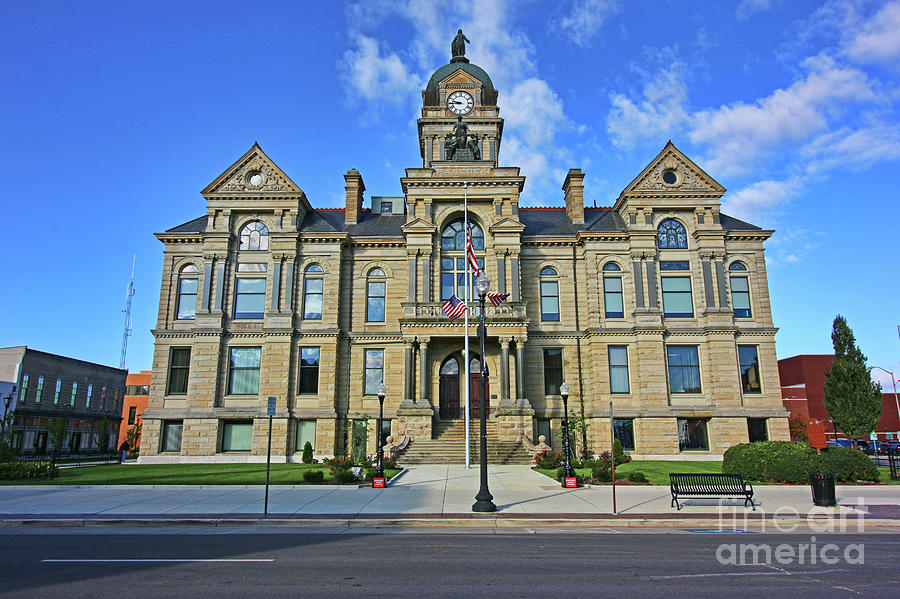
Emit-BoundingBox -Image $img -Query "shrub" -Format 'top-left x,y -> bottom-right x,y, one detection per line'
612,439 -> 631,464
591,466 -> 612,482
301,442 -> 314,464
381,457 -> 398,470
722,441 -> 877,484
326,457 -> 351,474
0,461 -> 59,480
627,471 -> 648,483
364,467 -> 376,480
534,450 -> 563,469
817,446 -> 878,482
333,469 -> 355,484
302,469 -> 324,483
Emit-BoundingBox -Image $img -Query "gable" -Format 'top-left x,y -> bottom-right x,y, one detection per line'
202,143 -> 306,198
623,142 -> 725,195
439,69 -> 481,89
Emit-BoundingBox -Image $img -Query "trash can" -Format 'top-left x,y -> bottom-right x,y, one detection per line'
809,472 -> 837,507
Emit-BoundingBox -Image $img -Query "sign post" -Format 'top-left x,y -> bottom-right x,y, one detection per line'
264,396 -> 276,516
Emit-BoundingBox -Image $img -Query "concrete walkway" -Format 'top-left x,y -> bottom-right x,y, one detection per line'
1,465 -> 898,525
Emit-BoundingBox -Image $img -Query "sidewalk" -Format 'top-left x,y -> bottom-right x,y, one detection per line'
2,465 -> 899,527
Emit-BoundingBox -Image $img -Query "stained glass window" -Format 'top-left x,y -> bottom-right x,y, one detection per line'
657,219 -> 687,249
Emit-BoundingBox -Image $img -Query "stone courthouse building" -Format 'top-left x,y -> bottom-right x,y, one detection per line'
139,34 -> 789,464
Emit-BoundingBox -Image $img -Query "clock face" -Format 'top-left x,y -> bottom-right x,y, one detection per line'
447,90 -> 474,115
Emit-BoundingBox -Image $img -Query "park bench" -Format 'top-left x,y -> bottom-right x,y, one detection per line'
669,473 -> 755,510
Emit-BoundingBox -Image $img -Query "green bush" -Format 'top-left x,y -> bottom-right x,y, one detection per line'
301,442 -> 314,464
722,441 -> 877,483
302,469 -> 324,483
817,446 -> 878,482
333,469 -> 356,484
381,457 -> 398,470
534,450 -> 563,469
0,461 -> 59,480
591,466 -> 612,482
613,439 -> 631,464
627,471 -> 648,483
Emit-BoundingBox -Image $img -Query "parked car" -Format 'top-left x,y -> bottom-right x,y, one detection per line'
827,439 -> 854,449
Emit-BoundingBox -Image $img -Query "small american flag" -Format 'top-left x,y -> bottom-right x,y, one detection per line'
466,222 -> 479,274
486,292 -> 510,307
441,294 -> 467,322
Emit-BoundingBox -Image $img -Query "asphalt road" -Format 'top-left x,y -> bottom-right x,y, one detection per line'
2,528 -> 898,598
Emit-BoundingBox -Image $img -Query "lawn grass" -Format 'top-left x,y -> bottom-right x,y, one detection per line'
1,463 -> 401,485
877,467 -> 900,485
536,460 -> 724,485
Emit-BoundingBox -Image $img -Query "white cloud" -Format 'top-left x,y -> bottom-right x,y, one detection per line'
721,177 -> 801,223
765,226 -> 827,268
736,0 -> 772,20
843,1 -> 900,63
607,60 -> 690,149
804,123 -> 900,172
340,35 -> 418,105
691,56 -> 874,176
557,0 -> 620,47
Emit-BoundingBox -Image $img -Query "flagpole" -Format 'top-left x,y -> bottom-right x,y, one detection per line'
464,181 -> 471,469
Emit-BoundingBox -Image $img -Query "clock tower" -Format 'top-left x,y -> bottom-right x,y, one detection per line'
418,30 -> 504,166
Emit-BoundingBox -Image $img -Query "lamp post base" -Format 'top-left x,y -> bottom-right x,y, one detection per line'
472,500 -> 496,512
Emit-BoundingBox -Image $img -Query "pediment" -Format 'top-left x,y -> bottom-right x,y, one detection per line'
623,142 -> 725,195
439,69 -> 481,89
202,143 -> 305,197
401,217 -> 438,234
489,216 -> 525,233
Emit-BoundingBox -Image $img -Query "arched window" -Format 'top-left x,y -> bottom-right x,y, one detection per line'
602,263 -> 623,318
239,221 -> 269,251
303,264 -> 324,320
657,219 -> 688,249
729,262 -> 751,318
440,357 -> 459,376
440,219 -> 484,300
539,267 -> 559,321
176,264 -> 199,320
366,268 -> 386,322
469,355 -> 488,375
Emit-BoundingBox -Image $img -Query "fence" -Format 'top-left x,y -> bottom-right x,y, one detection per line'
887,445 -> 900,481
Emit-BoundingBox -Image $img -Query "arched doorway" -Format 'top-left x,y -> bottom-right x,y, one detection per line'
439,357 -> 460,419
438,354 -> 490,420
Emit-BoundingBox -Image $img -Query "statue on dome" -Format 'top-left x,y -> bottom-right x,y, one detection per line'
451,29 -> 470,63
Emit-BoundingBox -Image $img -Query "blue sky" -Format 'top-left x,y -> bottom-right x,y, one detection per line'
1,0 -> 898,387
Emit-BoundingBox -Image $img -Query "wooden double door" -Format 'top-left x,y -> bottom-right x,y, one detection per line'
439,355 -> 489,420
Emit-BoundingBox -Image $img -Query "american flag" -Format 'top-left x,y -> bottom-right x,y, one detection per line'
465,222 -> 479,274
486,292 -> 510,307
441,294 -> 467,322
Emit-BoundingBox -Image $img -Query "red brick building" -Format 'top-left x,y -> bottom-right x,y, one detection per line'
778,355 -> 900,442
118,370 -> 151,452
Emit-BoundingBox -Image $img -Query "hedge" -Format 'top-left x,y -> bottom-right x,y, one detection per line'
0,461 -> 59,480
722,441 -> 878,484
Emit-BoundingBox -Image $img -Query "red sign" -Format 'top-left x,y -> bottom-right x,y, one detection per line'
808,421 -> 827,450
372,478 -> 386,488
564,477 -> 578,488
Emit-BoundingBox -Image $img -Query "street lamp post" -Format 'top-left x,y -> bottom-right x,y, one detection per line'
472,272 -> 496,513
559,382 -> 576,485
373,382 -> 387,488
869,366 -> 899,445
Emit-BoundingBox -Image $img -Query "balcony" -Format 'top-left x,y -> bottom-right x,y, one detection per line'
400,301 -> 527,326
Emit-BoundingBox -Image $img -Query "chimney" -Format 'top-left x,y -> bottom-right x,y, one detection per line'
563,169 -> 585,225
344,169 -> 365,225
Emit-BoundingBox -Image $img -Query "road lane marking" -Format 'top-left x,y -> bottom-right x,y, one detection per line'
42,559 -> 274,563
649,568 -> 847,579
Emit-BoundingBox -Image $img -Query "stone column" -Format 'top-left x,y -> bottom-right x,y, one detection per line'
510,254 -> 520,302
515,337 -> 526,404
632,256 -> 645,309
497,256 -> 506,295
418,337 -> 430,407
403,341 -> 416,406
408,253 -> 417,302
646,258 -> 658,309
701,254 -> 715,309
271,257 -> 282,311
421,254 -> 431,302
213,254 -> 226,312
200,254 -> 214,312
715,258 -> 729,309
499,337 -> 512,406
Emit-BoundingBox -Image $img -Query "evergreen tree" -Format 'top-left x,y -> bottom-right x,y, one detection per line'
823,315 -> 882,445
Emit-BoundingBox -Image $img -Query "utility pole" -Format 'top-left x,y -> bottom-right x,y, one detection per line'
119,255 -> 136,370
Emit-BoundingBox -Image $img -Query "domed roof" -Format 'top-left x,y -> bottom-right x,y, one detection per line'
424,61 -> 498,107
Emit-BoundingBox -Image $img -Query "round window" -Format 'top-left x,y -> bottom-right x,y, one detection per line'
247,171 -> 263,186
662,170 -> 677,185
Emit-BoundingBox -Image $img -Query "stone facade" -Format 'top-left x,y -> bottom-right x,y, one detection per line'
139,45 -> 789,464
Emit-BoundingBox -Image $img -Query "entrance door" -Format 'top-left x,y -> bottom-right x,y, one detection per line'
469,356 -> 490,419
439,357 -> 460,419
35,431 -> 48,454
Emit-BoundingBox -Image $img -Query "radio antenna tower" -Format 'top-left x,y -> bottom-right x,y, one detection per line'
119,254 -> 136,370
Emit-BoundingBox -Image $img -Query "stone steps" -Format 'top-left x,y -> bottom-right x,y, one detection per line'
397,419 -> 533,465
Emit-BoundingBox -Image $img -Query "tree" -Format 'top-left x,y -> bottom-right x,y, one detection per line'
126,420 -> 142,455
823,315 -> 882,446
